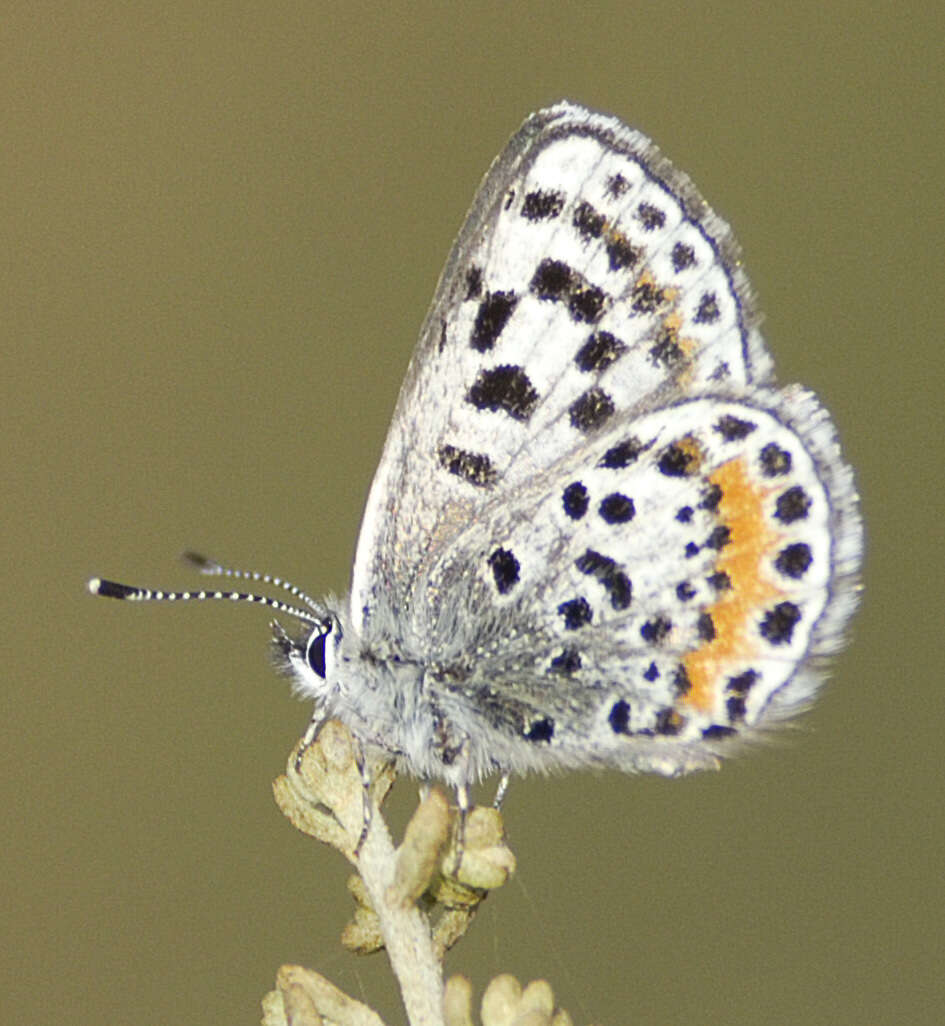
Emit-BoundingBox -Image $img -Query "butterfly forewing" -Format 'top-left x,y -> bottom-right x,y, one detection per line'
351,103 -> 772,633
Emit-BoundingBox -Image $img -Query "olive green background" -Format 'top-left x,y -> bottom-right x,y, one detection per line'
4,3 -> 942,1024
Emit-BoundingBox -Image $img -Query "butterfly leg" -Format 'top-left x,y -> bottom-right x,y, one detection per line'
444,729 -> 475,872
294,710 -> 327,772
451,780 -> 471,873
493,773 -> 510,809
353,740 -> 373,856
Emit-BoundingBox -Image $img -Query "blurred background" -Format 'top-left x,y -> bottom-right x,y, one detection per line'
4,3 -> 942,1024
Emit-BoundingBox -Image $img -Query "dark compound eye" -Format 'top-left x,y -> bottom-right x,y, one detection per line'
306,625 -> 330,678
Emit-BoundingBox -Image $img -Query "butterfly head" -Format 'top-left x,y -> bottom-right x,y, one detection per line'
271,611 -> 345,703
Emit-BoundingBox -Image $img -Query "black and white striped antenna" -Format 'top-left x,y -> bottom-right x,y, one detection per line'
87,551 -> 326,627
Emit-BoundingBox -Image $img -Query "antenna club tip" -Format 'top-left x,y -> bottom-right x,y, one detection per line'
181,551 -> 217,572
87,577 -> 138,600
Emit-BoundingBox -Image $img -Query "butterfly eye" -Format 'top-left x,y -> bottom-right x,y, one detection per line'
306,624 -> 330,678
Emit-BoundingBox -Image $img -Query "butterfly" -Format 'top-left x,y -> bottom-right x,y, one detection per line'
90,101 -> 862,805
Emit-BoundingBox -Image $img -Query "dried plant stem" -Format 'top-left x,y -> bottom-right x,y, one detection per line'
269,722 -> 518,1026
355,791 -> 446,1026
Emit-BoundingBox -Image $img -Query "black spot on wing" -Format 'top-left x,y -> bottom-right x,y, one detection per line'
608,700 -> 631,734
694,292 -> 720,324
649,325 -> 684,369
726,670 -> 759,695
631,280 -> 667,314
437,444 -> 497,487
606,234 -> 641,271
464,265 -> 483,300
470,291 -> 517,352
524,717 -> 554,742
573,201 -> 605,238
671,242 -> 696,272
549,647 -> 582,675
658,441 -> 699,477
723,672 -> 756,722
654,708 -> 683,735
774,486 -> 811,524
575,549 -> 632,610
466,365 -> 539,421
704,525 -> 731,551
636,202 -> 666,230
571,202 -> 641,271
599,436 -> 645,469
530,260 -> 609,323
640,616 -> 672,644
487,547 -> 520,594
699,483 -> 722,513
774,543 -> 813,579
707,571 -> 732,592
558,597 -> 592,630
522,189 -> 565,221
606,173 -> 629,197
672,664 -> 691,696
714,414 -> 757,441
759,442 -> 792,477
569,387 -> 615,432
759,602 -> 802,644
598,492 -> 635,524
531,258 -> 572,300
562,481 -> 589,519
726,694 -> 747,721
569,284 -> 606,323
675,581 -> 696,601
703,724 -> 737,739
574,330 -> 626,372
697,612 -> 716,642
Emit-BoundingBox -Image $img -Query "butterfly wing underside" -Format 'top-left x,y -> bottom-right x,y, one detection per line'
351,101 -> 771,633
345,101 -> 860,772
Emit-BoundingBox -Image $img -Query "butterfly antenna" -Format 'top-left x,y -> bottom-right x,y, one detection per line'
180,551 -> 326,615
87,566 -> 323,627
